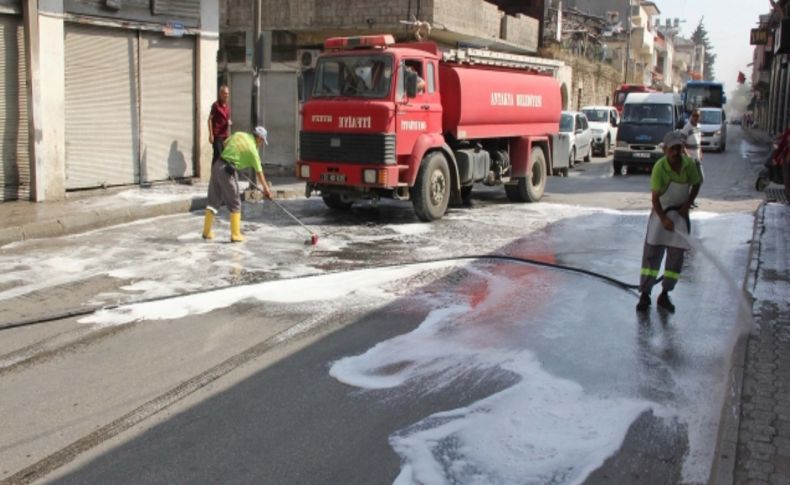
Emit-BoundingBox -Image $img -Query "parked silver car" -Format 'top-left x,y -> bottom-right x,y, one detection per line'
559,111 -> 593,167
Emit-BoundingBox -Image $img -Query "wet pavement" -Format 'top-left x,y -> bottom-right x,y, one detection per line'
0,126 -> 787,484
734,203 -> 790,485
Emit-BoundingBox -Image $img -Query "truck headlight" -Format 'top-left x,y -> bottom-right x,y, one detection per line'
617,141 -> 628,148
714,131 -> 721,136
299,164 -> 310,178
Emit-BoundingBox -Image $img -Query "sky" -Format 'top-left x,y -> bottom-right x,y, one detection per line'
653,0 -> 773,93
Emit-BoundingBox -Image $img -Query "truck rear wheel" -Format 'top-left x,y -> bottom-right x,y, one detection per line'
505,146 -> 546,202
322,193 -> 354,210
412,152 -> 450,221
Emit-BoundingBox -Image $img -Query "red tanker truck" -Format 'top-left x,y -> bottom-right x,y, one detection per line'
296,35 -> 563,221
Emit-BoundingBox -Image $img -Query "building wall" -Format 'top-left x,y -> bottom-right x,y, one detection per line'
197,0 -> 219,180
248,0 -> 507,43
501,13 -> 538,51
433,0 -> 500,40
255,0 -> 420,31
17,0 -> 218,200
26,0 -> 67,200
64,0 -> 202,28
543,45 -> 621,109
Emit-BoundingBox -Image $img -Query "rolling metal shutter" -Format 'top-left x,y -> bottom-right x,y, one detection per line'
65,24 -> 139,189
0,14 -> 29,200
261,70 -> 298,168
139,32 -> 194,181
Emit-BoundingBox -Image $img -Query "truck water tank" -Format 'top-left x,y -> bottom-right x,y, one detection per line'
439,64 -> 561,140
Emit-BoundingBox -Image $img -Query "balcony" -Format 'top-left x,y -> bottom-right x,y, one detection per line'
630,26 -> 654,57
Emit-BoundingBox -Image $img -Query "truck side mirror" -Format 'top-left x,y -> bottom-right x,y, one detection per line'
405,71 -> 418,98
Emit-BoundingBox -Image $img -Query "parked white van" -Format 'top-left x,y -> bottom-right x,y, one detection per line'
581,106 -> 619,156
698,107 -> 727,152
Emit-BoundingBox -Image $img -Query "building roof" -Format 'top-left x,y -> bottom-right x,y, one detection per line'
640,1 -> 660,16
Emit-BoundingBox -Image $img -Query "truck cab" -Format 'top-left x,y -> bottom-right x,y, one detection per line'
298,35 -> 442,213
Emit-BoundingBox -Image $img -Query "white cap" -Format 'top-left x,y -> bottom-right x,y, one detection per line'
663,129 -> 685,148
253,126 -> 268,145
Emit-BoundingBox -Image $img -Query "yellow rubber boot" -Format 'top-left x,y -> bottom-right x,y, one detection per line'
230,211 -> 245,243
202,210 -> 215,240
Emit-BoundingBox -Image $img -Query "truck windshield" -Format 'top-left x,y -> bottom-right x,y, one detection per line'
582,109 -> 608,122
622,103 -> 673,125
699,110 -> 722,124
312,54 -> 393,99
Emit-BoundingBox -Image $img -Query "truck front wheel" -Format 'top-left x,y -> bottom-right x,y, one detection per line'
412,152 -> 450,221
505,146 -> 546,202
322,193 -> 354,210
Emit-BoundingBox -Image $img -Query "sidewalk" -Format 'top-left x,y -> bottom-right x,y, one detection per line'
731,202 -> 790,485
0,174 -> 306,246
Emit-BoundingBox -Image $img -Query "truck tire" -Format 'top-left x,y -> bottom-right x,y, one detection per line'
412,152 -> 450,221
613,161 -> 623,176
505,146 -> 546,202
322,193 -> 354,210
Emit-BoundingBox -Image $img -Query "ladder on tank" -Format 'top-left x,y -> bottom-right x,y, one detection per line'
443,48 -> 564,74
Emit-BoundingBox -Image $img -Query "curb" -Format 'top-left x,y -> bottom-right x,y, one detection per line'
0,198 -> 207,247
0,183 -> 306,246
707,202 -> 764,484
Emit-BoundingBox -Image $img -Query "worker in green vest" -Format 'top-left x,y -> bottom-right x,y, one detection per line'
202,126 -> 272,242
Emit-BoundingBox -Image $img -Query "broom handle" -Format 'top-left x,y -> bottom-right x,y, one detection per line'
270,199 -> 314,236
238,171 -> 314,236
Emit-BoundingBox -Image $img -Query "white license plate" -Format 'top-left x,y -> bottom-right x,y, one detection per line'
633,152 -> 651,158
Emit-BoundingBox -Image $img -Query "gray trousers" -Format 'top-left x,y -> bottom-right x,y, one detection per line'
207,159 -> 241,214
639,242 -> 685,294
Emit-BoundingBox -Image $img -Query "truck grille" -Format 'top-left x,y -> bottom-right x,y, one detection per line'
300,132 -> 396,164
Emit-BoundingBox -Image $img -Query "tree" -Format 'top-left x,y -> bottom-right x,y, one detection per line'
691,17 -> 716,81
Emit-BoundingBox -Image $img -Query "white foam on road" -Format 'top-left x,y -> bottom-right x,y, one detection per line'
80,260 -> 463,326
330,303 -> 659,485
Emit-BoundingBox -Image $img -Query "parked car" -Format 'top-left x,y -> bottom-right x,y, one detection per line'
698,107 -> 727,152
559,111 -> 593,167
613,92 -> 684,175
581,106 -> 619,156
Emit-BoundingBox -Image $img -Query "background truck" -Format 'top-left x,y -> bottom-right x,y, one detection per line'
296,35 -> 563,221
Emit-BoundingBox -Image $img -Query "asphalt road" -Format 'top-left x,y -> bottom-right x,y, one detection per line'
0,126 -> 769,484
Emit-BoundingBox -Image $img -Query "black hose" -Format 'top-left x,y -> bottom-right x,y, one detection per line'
0,254 -> 642,332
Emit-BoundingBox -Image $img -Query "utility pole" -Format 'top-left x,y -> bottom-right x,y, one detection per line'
252,0 -> 262,127
624,0 -> 631,83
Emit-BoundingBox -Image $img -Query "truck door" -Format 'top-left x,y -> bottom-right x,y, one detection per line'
395,58 -> 441,158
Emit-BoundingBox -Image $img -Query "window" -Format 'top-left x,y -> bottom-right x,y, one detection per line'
560,113 -> 574,132
426,62 -> 436,93
699,110 -> 722,124
622,103 -> 674,125
312,54 -> 393,98
403,59 -> 426,96
582,109 -> 608,122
